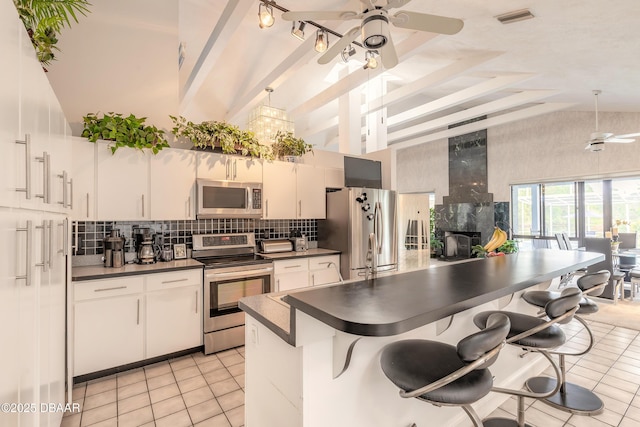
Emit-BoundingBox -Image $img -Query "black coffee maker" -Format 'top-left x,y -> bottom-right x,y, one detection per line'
104,229 -> 126,268
133,227 -> 155,264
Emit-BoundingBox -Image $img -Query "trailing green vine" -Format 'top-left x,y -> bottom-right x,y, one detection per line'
82,112 -> 169,154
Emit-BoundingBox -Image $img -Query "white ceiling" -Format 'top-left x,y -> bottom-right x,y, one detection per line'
48,0 -> 640,154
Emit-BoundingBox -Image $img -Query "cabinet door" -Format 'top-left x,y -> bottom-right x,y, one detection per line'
297,164 -> 326,219
275,271 -> 310,292
325,168 -> 344,189
230,157 -> 263,182
150,148 -> 196,220
48,95 -> 72,215
146,285 -> 202,358
0,0 -> 20,209
263,161 -> 296,219
196,152 -> 229,180
309,256 -> 341,286
70,137 -> 96,220
18,26 -> 50,213
74,293 -> 144,376
96,141 -> 150,220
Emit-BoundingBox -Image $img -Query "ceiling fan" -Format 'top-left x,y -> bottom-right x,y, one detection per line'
281,0 -> 464,69
586,90 -> 640,152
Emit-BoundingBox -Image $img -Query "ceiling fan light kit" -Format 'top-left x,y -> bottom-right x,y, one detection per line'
364,50 -> 379,70
361,13 -> 389,49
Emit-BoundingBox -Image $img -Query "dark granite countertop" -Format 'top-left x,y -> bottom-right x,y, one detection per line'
72,259 -> 204,281
240,249 -> 604,343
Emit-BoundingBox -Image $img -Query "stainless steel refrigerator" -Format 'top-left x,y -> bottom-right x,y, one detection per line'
319,188 -> 397,280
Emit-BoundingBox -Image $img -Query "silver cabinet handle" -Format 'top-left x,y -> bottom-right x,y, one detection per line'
57,171 -> 68,207
86,193 -> 90,218
266,200 -> 269,217
246,187 -> 250,213
233,159 -> 237,179
137,299 -> 140,325
69,178 -> 73,209
225,159 -> 230,180
161,278 -> 188,284
187,195 -> 191,218
16,220 -> 33,286
299,200 -> 302,217
35,221 -> 48,272
94,286 -> 127,292
284,265 -> 302,269
311,273 -> 315,286
276,278 -> 280,291
15,134 -> 32,199
195,290 -> 199,314
57,221 -> 67,255
35,152 -> 51,203
141,194 -> 145,217
48,220 -> 54,270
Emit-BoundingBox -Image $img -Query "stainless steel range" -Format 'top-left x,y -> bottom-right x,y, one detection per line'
192,233 -> 273,354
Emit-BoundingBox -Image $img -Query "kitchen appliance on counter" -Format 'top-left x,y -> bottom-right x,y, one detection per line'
196,179 -> 263,219
192,232 -> 273,354
133,227 -> 156,264
103,229 -> 126,268
319,187 -> 397,280
259,239 -> 293,254
290,229 -> 308,252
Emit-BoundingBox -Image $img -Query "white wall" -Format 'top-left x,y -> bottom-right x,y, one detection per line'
396,111 -> 640,202
46,0 -> 179,137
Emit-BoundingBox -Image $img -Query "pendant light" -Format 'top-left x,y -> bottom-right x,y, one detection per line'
258,3 -> 275,29
314,29 -> 329,53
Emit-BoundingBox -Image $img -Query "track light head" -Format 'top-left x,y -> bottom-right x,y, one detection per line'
314,29 -> 329,53
291,21 -> 306,41
258,3 -> 274,29
341,44 -> 356,63
363,50 -> 378,69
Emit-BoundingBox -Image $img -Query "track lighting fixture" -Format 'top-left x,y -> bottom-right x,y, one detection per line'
258,2 -> 274,29
363,50 -> 378,70
341,44 -> 356,63
291,21 -> 306,41
314,29 -> 329,53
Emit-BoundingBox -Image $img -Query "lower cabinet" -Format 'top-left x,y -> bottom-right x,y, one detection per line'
73,269 -> 202,376
274,255 -> 340,292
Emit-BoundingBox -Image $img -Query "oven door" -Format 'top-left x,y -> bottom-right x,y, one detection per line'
196,179 -> 262,218
203,264 -> 273,333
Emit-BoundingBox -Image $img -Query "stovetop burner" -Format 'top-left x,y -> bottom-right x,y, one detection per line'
191,232 -> 270,269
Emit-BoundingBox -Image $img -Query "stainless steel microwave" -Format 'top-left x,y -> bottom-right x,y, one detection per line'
196,179 -> 262,219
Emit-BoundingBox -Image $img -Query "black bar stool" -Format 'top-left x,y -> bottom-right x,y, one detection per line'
473,287 -> 583,427
380,313 -> 511,427
521,270 -> 610,415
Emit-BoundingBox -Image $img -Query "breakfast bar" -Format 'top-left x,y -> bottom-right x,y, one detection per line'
240,249 -> 604,427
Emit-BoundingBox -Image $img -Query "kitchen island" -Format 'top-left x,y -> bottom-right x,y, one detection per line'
240,249 -> 604,427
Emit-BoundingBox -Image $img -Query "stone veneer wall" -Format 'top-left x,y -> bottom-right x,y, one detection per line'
72,218 -> 317,256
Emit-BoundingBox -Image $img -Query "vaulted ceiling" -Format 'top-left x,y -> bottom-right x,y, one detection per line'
47,0 -> 640,154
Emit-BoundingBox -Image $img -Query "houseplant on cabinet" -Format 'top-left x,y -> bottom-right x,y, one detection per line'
82,112 -> 170,154
170,115 -> 273,159
271,130 -> 313,161
13,0 -> 90,68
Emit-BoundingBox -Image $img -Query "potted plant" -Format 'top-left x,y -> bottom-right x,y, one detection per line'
13,0 -> 91,68
170,115 -> 272,159
82,112 -> 170,154
271,130 -> 313,161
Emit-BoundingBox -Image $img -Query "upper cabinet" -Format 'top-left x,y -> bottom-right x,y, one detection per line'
196,152 -> 262,182
325,168 -> 344,189
96,141 -> 150,221
149,148 -> 196,220
263,161 -> 326,219
70,137 -> 96,220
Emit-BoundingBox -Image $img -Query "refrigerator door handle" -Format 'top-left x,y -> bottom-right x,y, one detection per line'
375,201 -> 383,254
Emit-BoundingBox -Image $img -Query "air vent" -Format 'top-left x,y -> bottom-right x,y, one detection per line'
495,9 -> 534,24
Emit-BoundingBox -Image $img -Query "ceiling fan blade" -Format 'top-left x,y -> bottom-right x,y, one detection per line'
281,11 -> 359,22
606,137 -> 635,143
317,27 -> 360,65
391,11 -> 464,35
613,132 -> 640,139
379,33 -> 398,69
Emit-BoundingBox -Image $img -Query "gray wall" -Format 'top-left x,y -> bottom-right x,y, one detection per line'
396,111 -> 640,203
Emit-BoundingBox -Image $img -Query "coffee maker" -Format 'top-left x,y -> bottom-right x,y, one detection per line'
103,229 -> 126,268
133,227 -> 156,264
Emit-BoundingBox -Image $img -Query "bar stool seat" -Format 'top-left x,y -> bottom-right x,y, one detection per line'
630,268 -> 640,299
380,313 -> 510,427
474,311 -> 565,349
520,270 -> 610,415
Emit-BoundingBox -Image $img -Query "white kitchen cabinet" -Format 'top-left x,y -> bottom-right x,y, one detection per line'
74,277 -> 145,376
48,98 -> 73,216
70,137 -> 96,220
309,255 -> 341,286
273,256 -> 340,292
325,167 -> 344,189
197,151 -> 262,182
146,270 -> 202,358
150,148 -> 196,220
96,141 -> 150,220
263,161 -> 326,219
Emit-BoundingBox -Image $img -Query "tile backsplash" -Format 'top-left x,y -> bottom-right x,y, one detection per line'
72,218 -> 317,256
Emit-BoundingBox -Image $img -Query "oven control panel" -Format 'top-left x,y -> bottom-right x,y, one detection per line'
192,233 -> 257,251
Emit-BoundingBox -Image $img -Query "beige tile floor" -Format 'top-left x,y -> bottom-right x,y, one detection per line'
62,318 -> 640,427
